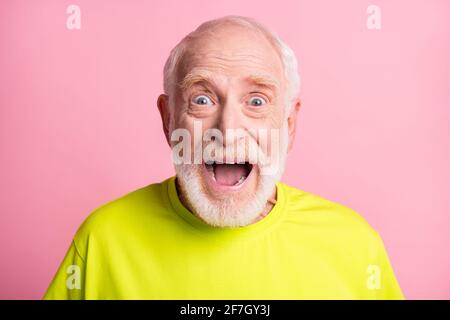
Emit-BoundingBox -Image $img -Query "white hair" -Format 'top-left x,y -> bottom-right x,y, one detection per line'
163,15 -> 301,114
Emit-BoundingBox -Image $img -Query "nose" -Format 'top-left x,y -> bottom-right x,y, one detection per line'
216,99 -> 242,147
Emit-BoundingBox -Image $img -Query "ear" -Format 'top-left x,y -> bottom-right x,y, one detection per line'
287,98 -> 302,152
157,94 -> 171,146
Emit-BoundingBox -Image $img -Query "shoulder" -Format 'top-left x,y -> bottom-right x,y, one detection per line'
72,179 -> 170,253
279,182 -> 379,240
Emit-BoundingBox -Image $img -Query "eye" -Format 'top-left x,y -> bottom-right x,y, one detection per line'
248,96 -> 267,107
192,95 -> 213,106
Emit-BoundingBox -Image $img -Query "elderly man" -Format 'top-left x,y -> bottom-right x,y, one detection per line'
44,16 -> 404,299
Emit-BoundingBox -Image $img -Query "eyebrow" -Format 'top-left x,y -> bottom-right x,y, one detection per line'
178,69 -> 280,93
178,69 -> 217,92
245,74 -> 280,92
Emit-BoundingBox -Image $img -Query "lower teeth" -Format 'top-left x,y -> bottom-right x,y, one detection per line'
235,176 -> 246,186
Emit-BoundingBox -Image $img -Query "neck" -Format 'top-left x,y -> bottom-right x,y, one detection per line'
251,186 -> 277,223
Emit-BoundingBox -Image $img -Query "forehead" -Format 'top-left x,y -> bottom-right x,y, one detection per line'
176,26 -> 285,88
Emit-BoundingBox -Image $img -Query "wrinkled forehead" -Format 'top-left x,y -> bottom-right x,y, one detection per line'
175,26 -> 285,89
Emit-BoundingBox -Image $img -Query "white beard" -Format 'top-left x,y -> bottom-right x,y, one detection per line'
174,124 -> 289,227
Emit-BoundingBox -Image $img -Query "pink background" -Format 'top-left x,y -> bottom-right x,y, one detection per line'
1,0 -> 449,299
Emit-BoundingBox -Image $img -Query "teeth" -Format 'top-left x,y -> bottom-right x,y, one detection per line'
235,176 -> 246,186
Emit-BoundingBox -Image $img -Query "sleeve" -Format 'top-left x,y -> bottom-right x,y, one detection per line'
372,232 -> 405,300
43,240 -> 86,300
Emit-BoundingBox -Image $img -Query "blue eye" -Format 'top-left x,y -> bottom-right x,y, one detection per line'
248,96 -> 266,107
192,95 -> 213,106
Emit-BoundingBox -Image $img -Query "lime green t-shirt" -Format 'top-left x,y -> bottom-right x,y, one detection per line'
44,176 -> 404,299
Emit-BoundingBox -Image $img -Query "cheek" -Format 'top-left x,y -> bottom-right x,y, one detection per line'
269,107 -> 285,127
246,105 -> 284,129
171,117 -> 219,155
254,125 -> 287,160
265,110 -> 286,151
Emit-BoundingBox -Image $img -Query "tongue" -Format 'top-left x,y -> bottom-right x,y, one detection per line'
214,164 -> 248,186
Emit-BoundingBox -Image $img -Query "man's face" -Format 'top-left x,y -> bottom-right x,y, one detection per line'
159,25 -> 298,227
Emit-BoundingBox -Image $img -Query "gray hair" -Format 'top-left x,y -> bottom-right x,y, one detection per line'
163,15 -> 300,113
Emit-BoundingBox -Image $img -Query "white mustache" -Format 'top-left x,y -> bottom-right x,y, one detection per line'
195,135 -> 273,166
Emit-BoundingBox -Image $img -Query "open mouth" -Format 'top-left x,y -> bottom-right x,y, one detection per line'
204,161 -> 254,187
